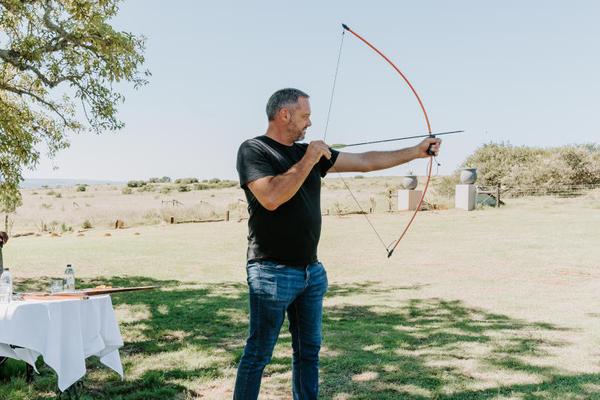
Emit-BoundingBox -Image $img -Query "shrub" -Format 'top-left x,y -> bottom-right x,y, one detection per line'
48,220 -> 60,232
160,186 -> 172,194
160,176 -> 172,183
461,142 -> 600,189
82,219 -> 93,229
178,185 -> 190,192
127,180 -> 146,188
193,183 -> 210,190
121,187 -> 133,195
54,192 -> 62,198
174,177 -> 199,184
435,174 -> 460,198
76,185 -> 87,192
137,184 -> 155,192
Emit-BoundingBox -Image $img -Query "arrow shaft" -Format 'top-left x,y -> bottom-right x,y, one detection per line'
331,130 -> 464,149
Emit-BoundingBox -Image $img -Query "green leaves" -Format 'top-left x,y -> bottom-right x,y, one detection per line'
462,142 -> 600,189
0,0 -> 148,212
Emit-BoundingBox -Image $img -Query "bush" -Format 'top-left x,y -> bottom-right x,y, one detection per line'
121,187 -> 133,195
160,186 -> 172,194
160,176 -> 172,183
82,219 -> 93,229
193,183 -> 210,190
461,142 -> 600,189
178,185 -> 190,192
137,184 -> 155,192
127,180 -> 146,188
174,177 -> 199,184
435,174 -> 460,198
76,184 -> 87,192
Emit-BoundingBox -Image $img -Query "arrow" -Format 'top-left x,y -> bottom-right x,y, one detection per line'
330,130 -> 464,149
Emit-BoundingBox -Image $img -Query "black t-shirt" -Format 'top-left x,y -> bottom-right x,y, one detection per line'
236,135 -> 339,266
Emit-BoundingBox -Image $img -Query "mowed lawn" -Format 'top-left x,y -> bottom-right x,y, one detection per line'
2,192 -> 600,399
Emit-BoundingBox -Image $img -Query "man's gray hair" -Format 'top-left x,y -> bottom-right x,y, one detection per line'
266,88 -> 309,121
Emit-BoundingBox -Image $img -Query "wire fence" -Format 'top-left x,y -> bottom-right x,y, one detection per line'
478,184 -> 600,198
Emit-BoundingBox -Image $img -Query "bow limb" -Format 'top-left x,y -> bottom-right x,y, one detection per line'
341,23 -> 435,257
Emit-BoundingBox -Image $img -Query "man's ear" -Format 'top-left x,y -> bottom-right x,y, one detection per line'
279,108 -> 291,123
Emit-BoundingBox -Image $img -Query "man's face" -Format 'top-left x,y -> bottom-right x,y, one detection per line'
285,97 -> 312,142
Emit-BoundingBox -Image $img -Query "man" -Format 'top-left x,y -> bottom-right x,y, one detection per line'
234,88 -> 440,399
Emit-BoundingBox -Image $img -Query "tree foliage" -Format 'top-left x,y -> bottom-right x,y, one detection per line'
463,142 -> 600,188
0,0 -> 148,212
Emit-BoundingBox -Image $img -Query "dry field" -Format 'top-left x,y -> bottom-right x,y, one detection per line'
8,176 -> 452,235
1,182 -> 599,399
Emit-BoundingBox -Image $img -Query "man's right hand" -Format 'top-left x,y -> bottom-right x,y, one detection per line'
305,141 -> 332,165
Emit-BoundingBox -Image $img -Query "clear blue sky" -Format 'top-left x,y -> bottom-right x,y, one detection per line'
27,0 -> 600,181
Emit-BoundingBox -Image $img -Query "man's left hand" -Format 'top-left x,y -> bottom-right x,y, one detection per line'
415,137 -> 442,158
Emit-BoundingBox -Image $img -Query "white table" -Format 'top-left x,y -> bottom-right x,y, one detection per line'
0,295 -> 124,391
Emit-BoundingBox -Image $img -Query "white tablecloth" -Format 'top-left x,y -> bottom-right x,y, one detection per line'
0,295 -> 124,391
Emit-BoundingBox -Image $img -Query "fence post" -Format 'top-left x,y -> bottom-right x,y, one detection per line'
496,185 -> 500,208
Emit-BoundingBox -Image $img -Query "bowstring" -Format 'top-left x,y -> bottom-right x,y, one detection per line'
323,27 -> 390,254
323,29 -> 344,141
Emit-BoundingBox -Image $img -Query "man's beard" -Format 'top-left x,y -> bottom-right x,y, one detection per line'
297,129 -> 306,141
292,124 -> 307,142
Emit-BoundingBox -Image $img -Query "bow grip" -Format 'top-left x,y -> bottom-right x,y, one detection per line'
426,134 -> 436,156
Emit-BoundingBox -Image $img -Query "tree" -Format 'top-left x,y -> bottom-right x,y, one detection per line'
0,0 -> 149,212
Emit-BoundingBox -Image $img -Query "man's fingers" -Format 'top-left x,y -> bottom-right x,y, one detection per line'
417,138 -> 442,158
307,141 -> 333,163
319,147 -> 332,160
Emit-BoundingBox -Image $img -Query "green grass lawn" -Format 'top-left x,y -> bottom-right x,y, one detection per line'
1,193 -> 600,399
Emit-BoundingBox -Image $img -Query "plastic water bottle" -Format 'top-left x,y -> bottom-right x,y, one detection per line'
64,264 -> 75,292
0,268 -> 13,303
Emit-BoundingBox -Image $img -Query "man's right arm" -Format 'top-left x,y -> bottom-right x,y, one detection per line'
247,141 -> 331,211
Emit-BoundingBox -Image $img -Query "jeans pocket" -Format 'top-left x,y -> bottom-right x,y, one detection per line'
247,263 -> 277,299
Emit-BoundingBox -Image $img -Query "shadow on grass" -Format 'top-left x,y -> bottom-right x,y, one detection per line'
3,278 -> 599,399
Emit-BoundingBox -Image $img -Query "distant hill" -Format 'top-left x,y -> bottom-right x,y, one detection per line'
20,178 -> 123,189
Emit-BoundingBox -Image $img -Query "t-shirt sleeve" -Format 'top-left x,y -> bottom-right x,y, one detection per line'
318,148 -> 340,177
237,139 -> 277,188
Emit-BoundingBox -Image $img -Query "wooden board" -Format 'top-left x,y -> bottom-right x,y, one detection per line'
78,286 -> 158,295
20,286 -> 158,301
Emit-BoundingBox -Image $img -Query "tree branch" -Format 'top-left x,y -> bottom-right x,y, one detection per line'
0,82 -> 71,126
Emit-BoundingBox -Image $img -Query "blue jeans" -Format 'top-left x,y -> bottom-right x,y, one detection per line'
233,260 -> 328,400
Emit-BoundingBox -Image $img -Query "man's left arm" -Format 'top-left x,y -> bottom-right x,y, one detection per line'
331,137 -> 441,173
